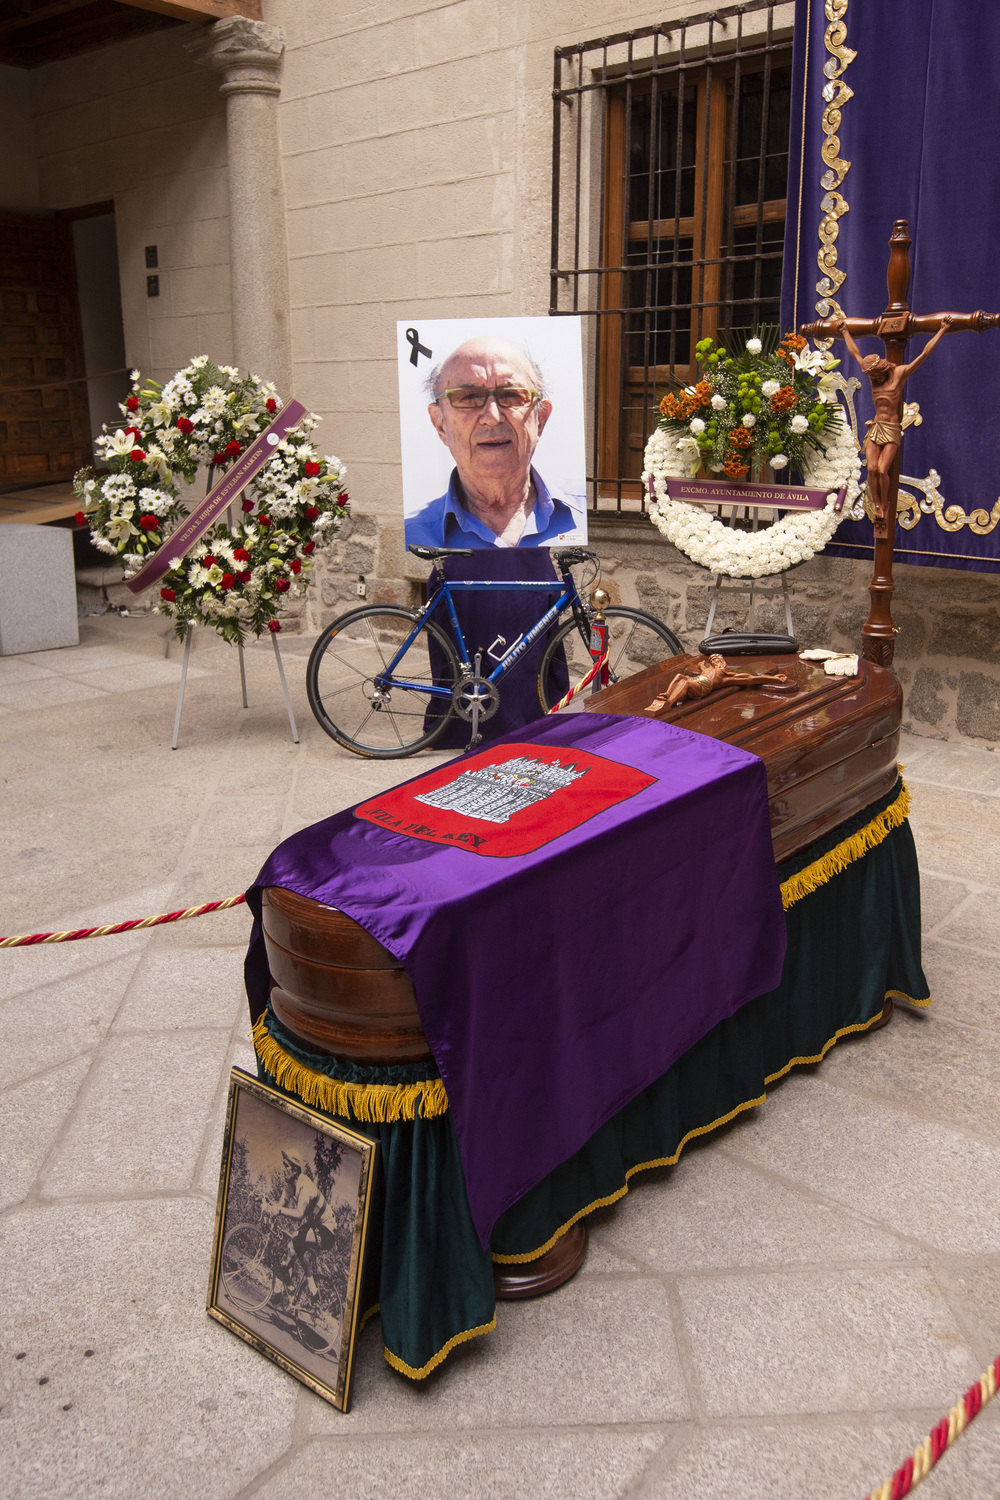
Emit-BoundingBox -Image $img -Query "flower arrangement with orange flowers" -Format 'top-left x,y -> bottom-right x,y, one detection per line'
74,357 -> 349,644
652,330 -> 841,482
642,330 -> 862,578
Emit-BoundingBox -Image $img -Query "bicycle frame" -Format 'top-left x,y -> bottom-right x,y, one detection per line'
375,566 -> 589,699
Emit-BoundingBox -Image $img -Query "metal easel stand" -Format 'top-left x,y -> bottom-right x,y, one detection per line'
702,503 -> 796,641
704,569 -> 796,639
171,626 -> 300,750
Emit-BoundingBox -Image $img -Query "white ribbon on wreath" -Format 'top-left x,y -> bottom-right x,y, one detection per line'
642,408 -> 861,579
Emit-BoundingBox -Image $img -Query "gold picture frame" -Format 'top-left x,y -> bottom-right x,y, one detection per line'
207,1068 -> 379,1412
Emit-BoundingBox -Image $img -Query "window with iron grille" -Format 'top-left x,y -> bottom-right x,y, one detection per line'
551,2 -> 793,510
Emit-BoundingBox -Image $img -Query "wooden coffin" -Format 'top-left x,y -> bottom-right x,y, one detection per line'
585,653 -> 901,864
261,884 -> 432,1064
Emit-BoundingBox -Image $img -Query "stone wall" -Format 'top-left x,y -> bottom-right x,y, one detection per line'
301,512 -> 1000,747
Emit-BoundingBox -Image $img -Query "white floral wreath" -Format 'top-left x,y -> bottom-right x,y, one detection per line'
643,408 -> 861,578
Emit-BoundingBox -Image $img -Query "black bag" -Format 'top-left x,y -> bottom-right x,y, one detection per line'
698,631 -> 798,655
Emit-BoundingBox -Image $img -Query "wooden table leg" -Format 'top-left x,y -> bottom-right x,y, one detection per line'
493,1221 -> 589,1300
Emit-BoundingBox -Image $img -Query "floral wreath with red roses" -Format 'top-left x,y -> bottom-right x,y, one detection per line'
74,355 -> 349,645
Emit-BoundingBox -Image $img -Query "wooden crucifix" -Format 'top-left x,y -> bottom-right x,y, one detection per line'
802,219 -> 1000,667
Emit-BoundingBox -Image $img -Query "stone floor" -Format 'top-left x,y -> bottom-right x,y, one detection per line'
2,611 -> 999,1500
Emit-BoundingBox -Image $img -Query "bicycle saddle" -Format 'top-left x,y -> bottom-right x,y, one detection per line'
407,545 -> 475,560
552,548 -> 597,568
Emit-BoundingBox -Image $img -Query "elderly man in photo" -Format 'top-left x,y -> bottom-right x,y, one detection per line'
405,336 -> 585,547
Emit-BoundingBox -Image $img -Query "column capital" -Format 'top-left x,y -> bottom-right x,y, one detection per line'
187,16 -> 285,97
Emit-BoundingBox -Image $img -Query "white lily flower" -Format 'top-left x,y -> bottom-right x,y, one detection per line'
106,513 -> 139,543
148,401 -> 173,428
675,437 -> 703,476
792,348 -> 826,375
104,429 -> 140,458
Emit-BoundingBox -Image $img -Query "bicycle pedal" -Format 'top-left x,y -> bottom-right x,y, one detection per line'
465,734 -> 483,752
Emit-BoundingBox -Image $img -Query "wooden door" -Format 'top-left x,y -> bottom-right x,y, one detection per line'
0,212 -> 92,486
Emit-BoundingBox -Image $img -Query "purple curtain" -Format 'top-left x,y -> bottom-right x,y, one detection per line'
782,0 -> 1000,573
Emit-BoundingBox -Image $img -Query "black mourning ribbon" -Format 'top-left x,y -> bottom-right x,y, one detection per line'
406,327 -> 432,367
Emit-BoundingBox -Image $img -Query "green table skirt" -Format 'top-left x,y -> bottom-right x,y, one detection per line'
254,778 -> 928,1379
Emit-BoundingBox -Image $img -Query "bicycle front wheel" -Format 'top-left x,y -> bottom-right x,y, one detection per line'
220,1223 -> 276,1313
537,607 -> 683,712
306,606 -> 460,758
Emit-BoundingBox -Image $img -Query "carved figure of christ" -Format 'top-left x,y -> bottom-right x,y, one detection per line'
833,315 -> 955,538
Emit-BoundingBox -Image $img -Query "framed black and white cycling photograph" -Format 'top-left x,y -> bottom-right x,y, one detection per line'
207,1069 -> 379,1412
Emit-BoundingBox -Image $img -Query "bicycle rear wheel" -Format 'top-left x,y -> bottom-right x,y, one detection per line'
306,605 -> 460,758
537,607 -> 682,712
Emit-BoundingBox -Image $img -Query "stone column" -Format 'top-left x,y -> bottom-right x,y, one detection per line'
189,18 -> 292,394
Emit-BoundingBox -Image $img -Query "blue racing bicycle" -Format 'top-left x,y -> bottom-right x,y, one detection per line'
305,545 -> 682,757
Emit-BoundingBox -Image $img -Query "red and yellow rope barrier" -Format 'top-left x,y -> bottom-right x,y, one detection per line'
865,1355 -> 1000,1499
0,894 -> 246,948
546,650 -> 609,714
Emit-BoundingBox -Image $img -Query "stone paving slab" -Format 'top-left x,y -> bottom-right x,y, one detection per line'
2,614 -> 998,1498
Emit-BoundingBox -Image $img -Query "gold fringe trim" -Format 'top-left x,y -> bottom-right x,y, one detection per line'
779,781 -> 911,911
887,988 -> 932,1009
383,1316 -> 497,1380
251,1013 -> 449,1122
493,989 -> 912,1264
359,1302 -> 380,1333
492,1089 -> 768,1263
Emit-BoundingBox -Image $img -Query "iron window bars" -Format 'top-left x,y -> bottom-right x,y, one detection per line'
551,1 -> 793,511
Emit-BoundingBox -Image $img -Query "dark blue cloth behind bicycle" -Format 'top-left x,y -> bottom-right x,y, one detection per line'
244,711 -> 785,1248
425,550 -> 569,747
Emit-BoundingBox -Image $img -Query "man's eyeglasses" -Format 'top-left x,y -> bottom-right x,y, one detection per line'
436,386 -> 539,411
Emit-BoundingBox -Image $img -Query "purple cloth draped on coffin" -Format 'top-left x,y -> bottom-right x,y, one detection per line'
244,712 -> 786,1248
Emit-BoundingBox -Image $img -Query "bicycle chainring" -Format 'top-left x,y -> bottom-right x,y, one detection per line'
452,673 -> 500,721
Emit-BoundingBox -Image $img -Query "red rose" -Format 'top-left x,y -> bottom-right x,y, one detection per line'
233,547 -> 249,561
268,619 -> 281,632
303,461 -> 321,478
241,498 -> 254,512
237,569 -> 252,583
140,514 -> 159,530
203,555 -> 216,566
74,511 -> 86,526
303,541 -> 315,555
225,440 -> 241,457
258,515 -> 271,528
220,573 -> 235,590
130,448 -> 146,462
289,559 -> 302,574
266,398 -> 277,413
127,396 -> 139,412
124,425 -> 139,439
160,587 -> 176,601
213,453 -> 226,465
274,577 -> 290,593
304,505 -> 319,520
336,494 -> 348,507
176,416 -> 194,434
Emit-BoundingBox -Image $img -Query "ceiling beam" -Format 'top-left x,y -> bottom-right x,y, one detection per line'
113,0 -> 262,24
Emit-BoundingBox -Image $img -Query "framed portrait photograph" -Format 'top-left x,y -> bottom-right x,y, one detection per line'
397,315 -> 587,550
207,1069 -> 379,1413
